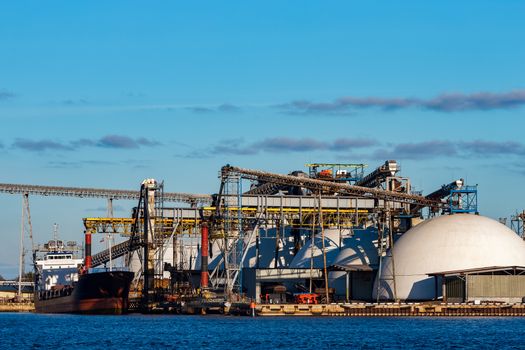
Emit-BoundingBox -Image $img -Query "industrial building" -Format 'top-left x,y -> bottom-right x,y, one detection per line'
430,266 -> 525,304
4,159 -> 525,315
75,161 -> 487,310
374,214 -> 525,302
0,281 -> 33,303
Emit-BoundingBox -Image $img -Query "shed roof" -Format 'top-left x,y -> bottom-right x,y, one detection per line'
0,285 -> 33,293
427,266 -> 525,277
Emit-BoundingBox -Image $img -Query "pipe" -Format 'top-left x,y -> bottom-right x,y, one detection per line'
200,222 -> 209,289
85,231 -> 92,269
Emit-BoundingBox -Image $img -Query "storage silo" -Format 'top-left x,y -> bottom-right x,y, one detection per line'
373,214 -> 525,301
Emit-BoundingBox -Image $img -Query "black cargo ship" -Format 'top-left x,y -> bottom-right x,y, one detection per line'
35,270 -> 134,314
34,236 -> 134,314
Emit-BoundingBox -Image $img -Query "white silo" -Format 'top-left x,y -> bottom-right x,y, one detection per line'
194,226 -> 299,270
289,228 -> 344,268
373,214 -> 525,301
329,227 -> 379,298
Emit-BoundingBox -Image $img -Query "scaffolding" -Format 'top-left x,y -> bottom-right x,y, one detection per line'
511,211 -> 525,239
375,208 -> 398,302
449,185 -> 478,214
215,172 -> 250,296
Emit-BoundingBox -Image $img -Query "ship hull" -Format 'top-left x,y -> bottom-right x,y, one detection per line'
35,271 -> 134,314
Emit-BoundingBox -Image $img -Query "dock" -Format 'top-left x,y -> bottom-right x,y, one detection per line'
5,300 -> 525,316
0,301 -> 34,312
256,303 -> 525,317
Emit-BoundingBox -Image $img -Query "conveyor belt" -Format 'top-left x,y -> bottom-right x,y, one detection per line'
356,160 -> 399,188
222,165 -> 445,209
0,183 -> 212,205
91,236 -> 141,267
244,182 -> 286,195
425,179 -> 464,201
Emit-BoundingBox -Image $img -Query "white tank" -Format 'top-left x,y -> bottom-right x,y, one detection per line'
194,227 -> 299,270
242,228 -> 297,268
289,228 -> 345,268
327,227 -> 378,297
331,228 -> 378,267
373,214 -> 525,301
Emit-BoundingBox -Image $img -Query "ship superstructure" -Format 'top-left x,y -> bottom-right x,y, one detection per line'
35,238 -> 83,292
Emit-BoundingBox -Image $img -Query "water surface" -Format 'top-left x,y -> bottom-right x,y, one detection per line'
1,313 -> 524,349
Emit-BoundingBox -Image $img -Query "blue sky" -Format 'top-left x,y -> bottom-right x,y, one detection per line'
1,1 -> 524,277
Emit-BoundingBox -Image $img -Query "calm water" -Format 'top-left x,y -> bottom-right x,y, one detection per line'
1,313 -> 525,349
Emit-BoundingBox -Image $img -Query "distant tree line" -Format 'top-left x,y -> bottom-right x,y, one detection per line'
0,272 -> 33,282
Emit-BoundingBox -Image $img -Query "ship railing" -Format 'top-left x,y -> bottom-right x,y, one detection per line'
87,267 -> 130,274
38,285 -> 74,300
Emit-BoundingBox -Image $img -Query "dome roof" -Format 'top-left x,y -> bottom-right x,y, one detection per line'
331,228 -> 378,267
289,229 -> 343,268
195,227 -> 298,269
374,214 -> 525,301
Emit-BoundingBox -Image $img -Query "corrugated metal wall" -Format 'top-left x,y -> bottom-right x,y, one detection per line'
446,276 -> 465,302
467,275 -> 525,298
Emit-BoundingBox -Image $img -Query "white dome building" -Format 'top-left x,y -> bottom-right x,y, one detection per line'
288,228 -> 379,300
329,227 -> 379,298
374,214 -> 525,301
331,228 -> 378,268
289,229 -> 344,268
195,227 -> 299,270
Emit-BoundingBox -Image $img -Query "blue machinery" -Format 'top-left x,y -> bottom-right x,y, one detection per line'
426,179 -> 478,214
510,211 -> 525,238
449,185 -> 478,214
306,163 -> 367,184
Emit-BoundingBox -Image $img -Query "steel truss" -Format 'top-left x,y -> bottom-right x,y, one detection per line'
0,182 -> 211,205
221,166 -> 446,210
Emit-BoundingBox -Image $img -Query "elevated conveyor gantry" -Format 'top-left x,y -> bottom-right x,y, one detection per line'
243,171 -> 309,196
90,236 -> 141,267
425,179 -> 464,201
409,179 -> 465,214
243,182 -> 287,195
220,165 -> 446,210
355,160 -> 400,188
0,182 -> 212,205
